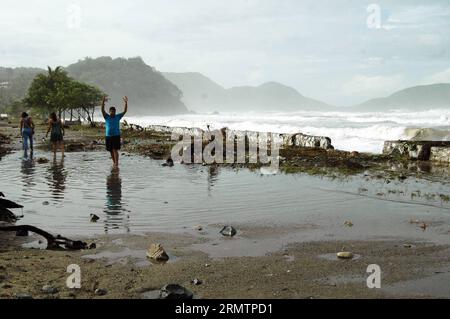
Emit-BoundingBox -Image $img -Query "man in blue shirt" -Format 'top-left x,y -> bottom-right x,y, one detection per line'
101,95 -> 128,167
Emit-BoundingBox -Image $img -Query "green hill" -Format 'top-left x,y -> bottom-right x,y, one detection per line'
66,57 -> 188,115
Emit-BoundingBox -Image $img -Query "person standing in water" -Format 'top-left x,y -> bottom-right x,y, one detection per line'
45,112 -> 65,158
20,112 -> 35,154
101,95 -> 128,167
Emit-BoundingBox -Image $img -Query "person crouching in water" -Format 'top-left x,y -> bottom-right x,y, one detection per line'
45,112 -> 65,158
101,95 -> 128,167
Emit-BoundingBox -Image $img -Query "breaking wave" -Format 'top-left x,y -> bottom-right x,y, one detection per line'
126,108 -> 450,153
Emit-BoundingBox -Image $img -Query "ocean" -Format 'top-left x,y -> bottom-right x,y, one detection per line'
126,109 -> 450,154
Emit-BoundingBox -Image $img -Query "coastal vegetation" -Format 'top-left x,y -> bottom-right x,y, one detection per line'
24,67 -> 104,123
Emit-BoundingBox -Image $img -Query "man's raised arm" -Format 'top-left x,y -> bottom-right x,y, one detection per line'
101,95 -> 108,118
122,96 -> 128,115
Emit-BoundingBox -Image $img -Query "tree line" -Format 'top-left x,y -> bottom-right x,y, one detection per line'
24,67 -> 104,123
1,66 -> 104,123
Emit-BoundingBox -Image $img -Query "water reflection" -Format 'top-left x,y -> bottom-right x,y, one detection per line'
46,158 -> 67,201
104,167 -> 129,233
20,152 -> 35,196
207,165 -> 219,195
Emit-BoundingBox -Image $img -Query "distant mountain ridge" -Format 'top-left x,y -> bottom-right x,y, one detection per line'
163,72 -> 332,113
355,83 -> 450,111
2,59 -> 450,114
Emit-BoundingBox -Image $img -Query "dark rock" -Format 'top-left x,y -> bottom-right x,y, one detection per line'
90,214 -> 100,222
220,226 -> 237,237
42,285 -> 59,294
159,284 -> 193,300
161,157 -> 174,167
94,288 -> 107,296
88,243 -> 97,250
191,278 -> 202,286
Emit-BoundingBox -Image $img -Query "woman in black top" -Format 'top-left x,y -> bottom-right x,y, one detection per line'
46,112 -> 65,157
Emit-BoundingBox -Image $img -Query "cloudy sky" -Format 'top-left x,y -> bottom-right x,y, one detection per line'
1,0 -> 449,105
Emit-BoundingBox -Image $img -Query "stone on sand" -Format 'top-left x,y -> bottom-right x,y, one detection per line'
146,243 -> 169,262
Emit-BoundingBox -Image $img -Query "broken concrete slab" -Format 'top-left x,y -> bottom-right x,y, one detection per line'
383,141 -> 450,160
430,147 -> 450,163
145,125 -> 334,150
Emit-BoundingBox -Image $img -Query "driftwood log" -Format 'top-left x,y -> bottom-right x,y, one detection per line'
0,207 -> 18,222
0,225 -> 92,250
0,198 -> 24,209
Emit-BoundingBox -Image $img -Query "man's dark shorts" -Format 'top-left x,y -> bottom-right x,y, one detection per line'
106,135 -> 121,152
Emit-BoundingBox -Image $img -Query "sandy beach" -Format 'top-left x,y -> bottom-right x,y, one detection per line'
1,121 -> 450,299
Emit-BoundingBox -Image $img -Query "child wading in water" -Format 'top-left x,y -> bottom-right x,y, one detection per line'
46,112 -> 65,157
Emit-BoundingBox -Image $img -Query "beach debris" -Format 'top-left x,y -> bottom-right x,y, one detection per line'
337,252 -> 354,260
15,293 -> 33,299
220,226 -> 237,237
0,225 -> 91,250
87,242 -> 97,250
90,214 -> 100,222
420,222 -> 429,231
161,157 -> 174,167
409,219 -> 429,231
37,157 -> 49,164
344,221 -> 354,227
146,243 -> 169,262
191,278 -> 203,286
196,225 -> 203,231
159,284 -> 193,300
205,263 -> 211,268
94,288 -> 108,296
42,285 -> 59,294
15,229 -> 29,237
42,201 -> 49,206
0,207 -> 18,222
403,244 -> 415,249
0,197 -> 23,209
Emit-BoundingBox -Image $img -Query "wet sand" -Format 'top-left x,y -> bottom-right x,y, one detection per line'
1,227 -> 450,299
2,122 -> 450,299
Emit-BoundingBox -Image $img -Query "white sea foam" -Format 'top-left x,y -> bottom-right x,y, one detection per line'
125,109 -> 450,153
